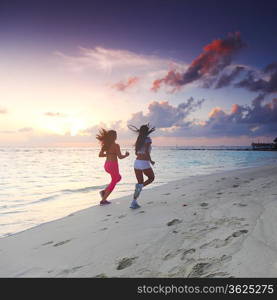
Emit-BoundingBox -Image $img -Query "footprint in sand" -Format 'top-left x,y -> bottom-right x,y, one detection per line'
233,184 -> 239,188
232,229 -> 248,237
214,217 -> 246,227
42,241 -> 54,246
200,202 -> 209,207
234,203 -> 247,207
217,192 -> 223,195
201,230 -> 248,249
188,262 -> 214,277
163,249 -> 183,261
53,239 -> 72,247
167,219 -> 182,226
118,214 -> 126,219
116,257 -> 138,270
100,227 -> 108,231
162,193 -> 171,196
187,255 -> 231,277
181,248 -> 196,260
95,273 -> 108,278
58,266 -> 83,275
204,272 -> 230,278
147,201 -> 154,204
200,239 -> 226,249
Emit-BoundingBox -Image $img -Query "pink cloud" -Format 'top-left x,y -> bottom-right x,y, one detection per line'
0,107 -> 7,114
151,32 -> 245,92
112,76 -> 139,91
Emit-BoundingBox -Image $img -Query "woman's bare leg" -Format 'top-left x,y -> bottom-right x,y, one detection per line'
134,168 -> 144,184
102,189 -> 112,201
142,168 -> 155,186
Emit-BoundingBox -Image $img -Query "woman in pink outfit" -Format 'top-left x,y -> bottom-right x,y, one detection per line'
96,129 -> 129,205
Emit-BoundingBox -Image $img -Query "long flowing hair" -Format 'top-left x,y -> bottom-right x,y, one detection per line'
96,128 -> 117,151
128,123 -> 155,153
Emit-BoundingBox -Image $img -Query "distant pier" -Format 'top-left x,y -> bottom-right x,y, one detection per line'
173,145 -> 277,151
251,143 -> 277,151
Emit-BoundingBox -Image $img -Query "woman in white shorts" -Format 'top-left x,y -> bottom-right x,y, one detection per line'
128,123 -> 155,209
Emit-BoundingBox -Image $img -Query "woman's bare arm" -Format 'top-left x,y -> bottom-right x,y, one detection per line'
115,144 -> 129,159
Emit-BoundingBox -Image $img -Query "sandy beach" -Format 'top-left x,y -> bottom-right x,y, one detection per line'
0,164 -> 276,278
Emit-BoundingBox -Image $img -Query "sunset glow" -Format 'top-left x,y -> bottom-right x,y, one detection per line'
0,0 -> 276,147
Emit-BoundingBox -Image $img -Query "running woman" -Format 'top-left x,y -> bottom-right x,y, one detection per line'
96,129 -> 129,205
128,124 -> 155,209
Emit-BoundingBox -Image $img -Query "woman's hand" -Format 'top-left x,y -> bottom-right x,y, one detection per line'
98,147 -> 107,157
150,160 -> 155,165
125,151 -> 130,158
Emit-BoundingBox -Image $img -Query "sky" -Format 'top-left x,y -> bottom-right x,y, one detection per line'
0,0 -> 276,147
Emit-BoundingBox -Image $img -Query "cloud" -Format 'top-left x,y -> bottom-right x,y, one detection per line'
125,92 -> 277,138
235,62 -> 277,94
127,98 -> 205,128
170,95 -> 277,137
18,127 -> 33,132
87,95 -> 277,139
112,77 -> 139,91
44,112 -> 66,117
0,130 -> 15,134
81,120 -> 131,139
55,46 -> 182,74
0,107 -> 7,114
214,65 -> 245,89
151,32 -> 245,92
241,94 -> 277,125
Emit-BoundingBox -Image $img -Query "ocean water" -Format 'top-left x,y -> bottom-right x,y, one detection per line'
1,146 -> 277,238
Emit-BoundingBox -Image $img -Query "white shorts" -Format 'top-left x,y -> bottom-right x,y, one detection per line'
134,159 -> 151,170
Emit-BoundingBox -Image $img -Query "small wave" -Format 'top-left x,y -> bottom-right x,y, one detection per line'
61,185 -> 106,194
31,195 -> 59,204
29,185 -> 107,205
1,203 -> 26,209
0,210 -> 26,215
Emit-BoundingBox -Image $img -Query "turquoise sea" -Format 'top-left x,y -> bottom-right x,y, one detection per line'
0,146 -> 277,238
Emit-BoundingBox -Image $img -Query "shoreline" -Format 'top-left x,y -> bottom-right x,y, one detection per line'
0,163 -> 276,277
1,161 -> 274,239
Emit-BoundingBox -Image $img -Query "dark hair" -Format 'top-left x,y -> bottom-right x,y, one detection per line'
96,128 -> 117,151
128,123 -> 155,153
